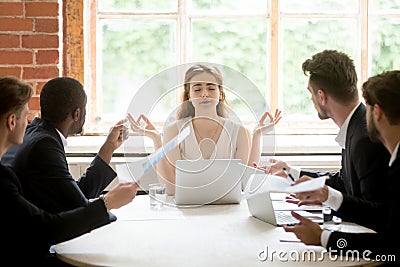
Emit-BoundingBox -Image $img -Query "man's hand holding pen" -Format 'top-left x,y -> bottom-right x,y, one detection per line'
283,167 -> 295,182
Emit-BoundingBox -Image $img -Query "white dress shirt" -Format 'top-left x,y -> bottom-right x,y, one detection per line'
389,142 -> 399,167
56,128 -> 68,147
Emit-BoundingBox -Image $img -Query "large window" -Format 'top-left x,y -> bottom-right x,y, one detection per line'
82,0 -> 400,134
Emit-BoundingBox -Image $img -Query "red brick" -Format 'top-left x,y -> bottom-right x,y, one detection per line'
26,81 -> 36,90
36,50 -> 59,64
0,18 -> 33,31
23,66 -> 59,79
22,34 -> 58,49
36,81 -> 46,94
0,67 -> 21,77
25,2 -> 58,17
0,50 -> 33,64
28,96 -> 40,110
0,34 -> 20,48
35,18 -> 59,33
0,3 -> 23,16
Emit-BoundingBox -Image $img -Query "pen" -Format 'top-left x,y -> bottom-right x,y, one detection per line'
279,239 -> 302,243
283,167 -> 295,182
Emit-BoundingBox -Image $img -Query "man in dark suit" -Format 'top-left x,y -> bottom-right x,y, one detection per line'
0,76 -> 139,266
3,77 -> 128,214
268,50 -> 390,224
284,70 -> 400,264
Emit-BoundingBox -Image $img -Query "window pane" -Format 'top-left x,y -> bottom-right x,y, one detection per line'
191,18 -> 269,119
369,17 -> 400,75
280,0 -> 358,13
98,0 -> 177,12
282,19 -> 358,116
191,0 -> 267,13
88,0 -> 400,136
100,19 -> 176,121
370,0 -> 400,11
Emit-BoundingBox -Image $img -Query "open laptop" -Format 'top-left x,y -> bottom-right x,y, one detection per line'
247,191 -> 323,226
174,159 -> 246,206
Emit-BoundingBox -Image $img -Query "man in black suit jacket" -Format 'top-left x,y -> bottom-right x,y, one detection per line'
268,50 -> 390,224
284,70 -> 400,264
0,76 -> 138,266
3,77 -> 128,214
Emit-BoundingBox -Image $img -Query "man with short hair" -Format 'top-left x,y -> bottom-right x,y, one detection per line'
284,70 -> 400,263
3,77 -> 128,214
269,50 -> 390,228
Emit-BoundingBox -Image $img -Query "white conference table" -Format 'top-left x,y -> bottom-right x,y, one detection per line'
55,195 -> 379,267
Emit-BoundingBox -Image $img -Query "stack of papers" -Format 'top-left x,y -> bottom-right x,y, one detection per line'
244,174 -> 327,198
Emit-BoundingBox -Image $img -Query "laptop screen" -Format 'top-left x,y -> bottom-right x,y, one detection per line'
174,159 -> 244,206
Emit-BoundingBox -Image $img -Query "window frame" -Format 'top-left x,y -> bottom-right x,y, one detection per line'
63,0 -> 399,136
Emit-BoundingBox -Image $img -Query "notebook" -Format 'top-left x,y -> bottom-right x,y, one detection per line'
247,191 -> 323,226
174,159 -> 245,206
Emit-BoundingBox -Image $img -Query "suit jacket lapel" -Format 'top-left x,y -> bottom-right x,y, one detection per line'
342,103 -> 366,195
345,103 -> 365,148
389,148 -> 400,174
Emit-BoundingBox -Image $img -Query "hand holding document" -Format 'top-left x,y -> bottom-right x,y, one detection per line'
271,175 -> 327,193
244,174 -> 327,197
116,126 -> 190,183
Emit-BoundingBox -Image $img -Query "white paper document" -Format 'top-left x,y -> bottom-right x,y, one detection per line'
116,126 -> 190,182
245,174 -> 327,196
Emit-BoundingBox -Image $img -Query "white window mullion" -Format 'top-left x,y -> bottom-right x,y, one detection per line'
178,0 -> 190,64
270,0 -> 279,112
360,0 -> 369,85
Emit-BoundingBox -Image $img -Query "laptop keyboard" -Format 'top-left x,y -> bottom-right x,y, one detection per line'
272,201 -> 322,211
275,210 -> 324,225
275,211 -> 299,225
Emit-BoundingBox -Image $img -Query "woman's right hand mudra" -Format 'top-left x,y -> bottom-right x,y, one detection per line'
127,113 -> 161,142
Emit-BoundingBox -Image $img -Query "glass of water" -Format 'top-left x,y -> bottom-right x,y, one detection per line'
148,183 -> 167,209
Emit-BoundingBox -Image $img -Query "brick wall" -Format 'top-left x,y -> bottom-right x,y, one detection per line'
0,0 -> 60,121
